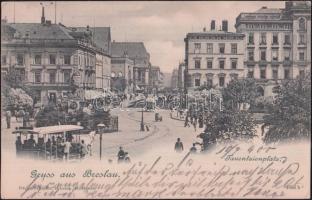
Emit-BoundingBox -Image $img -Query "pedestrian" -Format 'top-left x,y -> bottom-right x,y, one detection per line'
174,138 -> 184,152
193,118 -> 197,132
62,139 -> 72,161
184,116 -> 190,127
117,146 -> 126,163
5,110 -> 11,129
80,140 -> 88,158
190,143 -> 197,154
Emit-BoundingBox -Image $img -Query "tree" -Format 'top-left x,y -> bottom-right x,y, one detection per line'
222,78 -> 261,111
204,108 -> 257,142
263,73 -> 311,143
3,67 -> 37,105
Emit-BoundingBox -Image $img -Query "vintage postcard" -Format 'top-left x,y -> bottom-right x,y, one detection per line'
1,1 -> 311,199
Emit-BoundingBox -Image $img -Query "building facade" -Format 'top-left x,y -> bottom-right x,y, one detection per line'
111,56 -> 134,94
111,42 -> 151,92
235,1 -> 311,96
1,12 -> 111,104
184,21 -> 245,91
171,68 -> 179,89
69,26 -> 111,92
177,62 -> 185,92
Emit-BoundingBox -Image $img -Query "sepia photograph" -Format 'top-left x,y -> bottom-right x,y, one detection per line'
1,1 -> 311,199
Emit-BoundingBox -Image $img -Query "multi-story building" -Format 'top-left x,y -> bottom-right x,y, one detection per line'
184,20 -> 245,91
111,55 -> 134,94
150,66 -> 163,93
1,9 -> 111,104
177,62 -> 185,92
235,1 -> 311,96
111,42 -> 151,92
171,68 -> 179,89
68,26 -> 111,92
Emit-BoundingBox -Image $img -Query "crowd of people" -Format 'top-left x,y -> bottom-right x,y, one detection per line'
15,133 -> 89,160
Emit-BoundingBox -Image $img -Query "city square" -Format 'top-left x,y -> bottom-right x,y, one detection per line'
0,1 -> 311,198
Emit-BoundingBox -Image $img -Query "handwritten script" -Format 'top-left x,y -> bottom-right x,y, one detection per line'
17,144 -> 306,199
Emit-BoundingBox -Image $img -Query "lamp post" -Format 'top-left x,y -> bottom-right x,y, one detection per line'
140,106 -> 145,131
97,124 -> 105,160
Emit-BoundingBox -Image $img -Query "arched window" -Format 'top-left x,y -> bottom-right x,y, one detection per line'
257,86 -> 265,96
299,18 -> 306,30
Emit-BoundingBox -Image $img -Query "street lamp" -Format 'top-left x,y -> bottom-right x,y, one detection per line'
140,106 -> 145,131
97,124 -> 105,160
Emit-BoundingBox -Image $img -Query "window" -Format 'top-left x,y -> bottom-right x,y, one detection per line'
195,78 -> 200,87
34,71 -> 41,83
272,69 -> 278,79
35,55 -> 41,65
299,70 -> 305,78
260,50 -> 266,61
195,60 -> 201,69
219,60 -> 225,69
17,54 -> 24,65
247,70 -> 254,78
195,43 -> 201,48
64,70 -> 71,83
284,69 -> 290,79
272,33 -> 278,44
272,50 -> 278,61
299,34 -> 306,44
64,55 -> 71,65
219,43 -> 225,54
207,60 -> 212,69
34,90 -> 41,102
260,69 -> 266,79
248,33 -> 254,44
49,70 -> 56,84
231,43 -> 237,54
284,34 -> 290,44
299,18 -> 306,30
299,52 -> 305,61
1,55 -> 6,65
260,33 -> 266,44
231,60 -> 237,69
284,50 -> 290,61
207,43 -> 213,54
49,54 -> 56,65
248,50 -> 254,61
16,69 -> 25,81
207,78 -> 213,87
219,76 -> 225,87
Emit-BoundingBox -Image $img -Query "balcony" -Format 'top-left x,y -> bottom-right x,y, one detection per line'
259,42 -> 267,48
271,42 -> 279,48
283,42 -> 291,48
247,42 -> 255,48
282,60 -> 292,66
297,42 -> 307,48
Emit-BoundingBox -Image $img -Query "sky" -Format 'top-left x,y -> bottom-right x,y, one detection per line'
1,1 -> 285,73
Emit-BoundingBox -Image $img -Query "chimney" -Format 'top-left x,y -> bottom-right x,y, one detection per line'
210,20 -> 215,30
222,20 -> 228,32
41,6 -> 45,24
